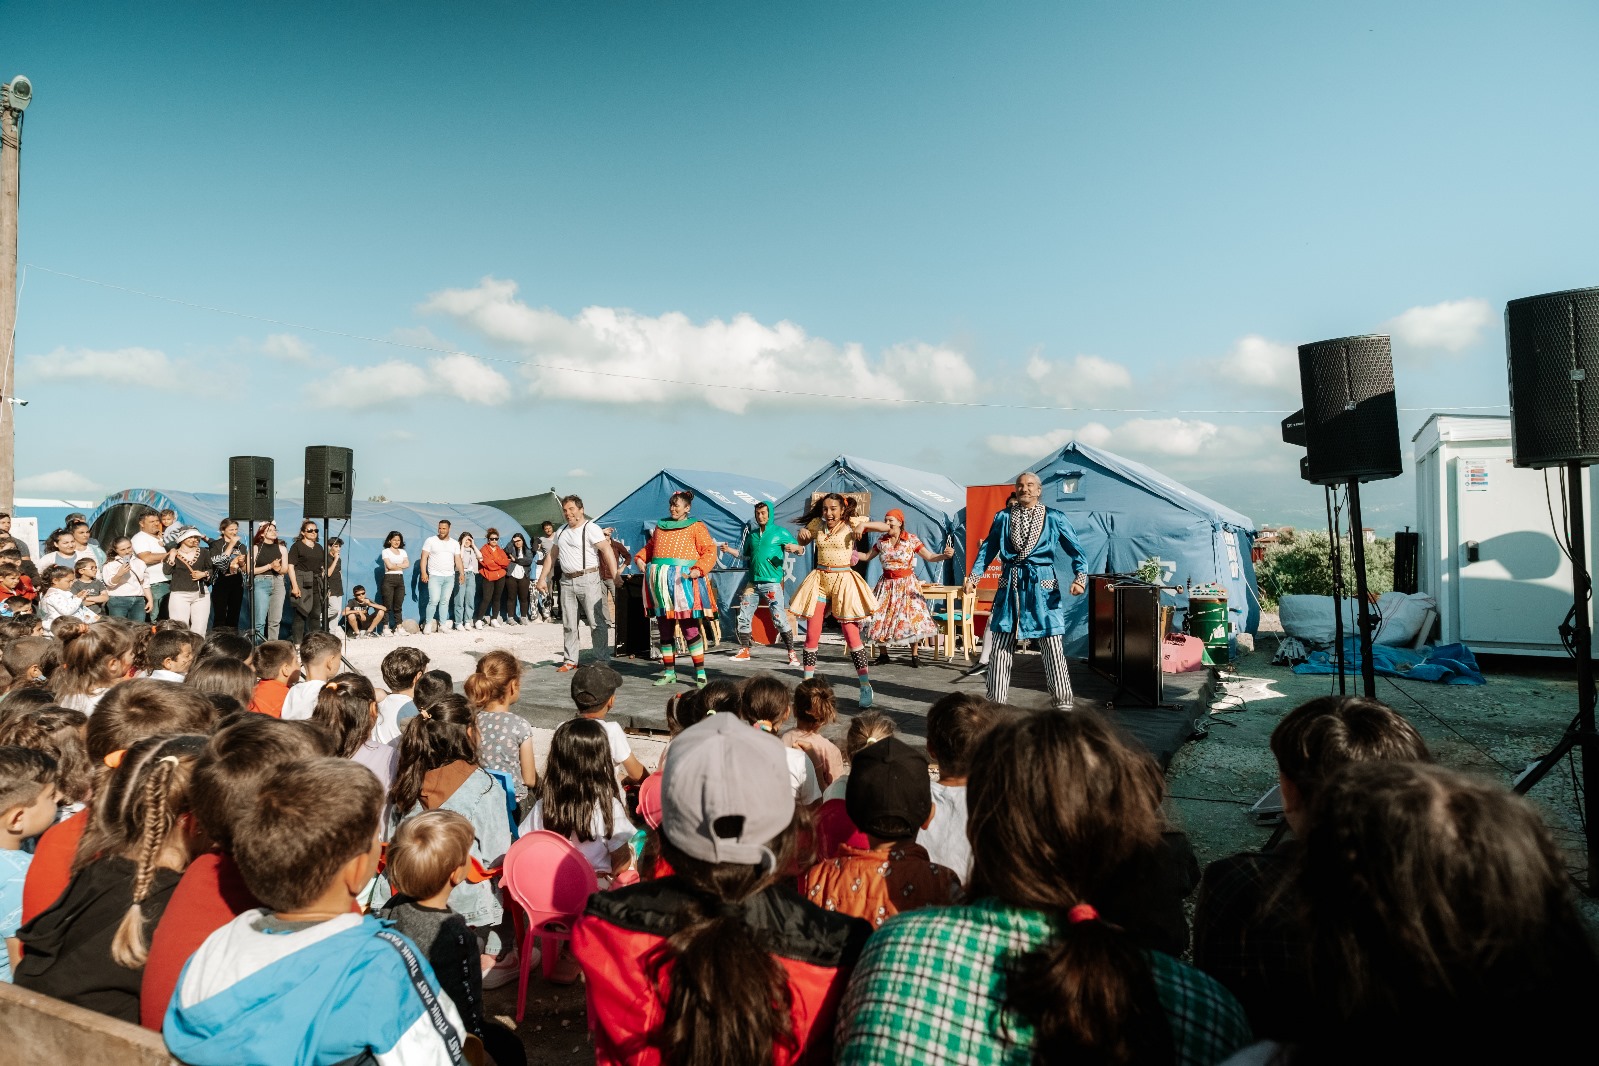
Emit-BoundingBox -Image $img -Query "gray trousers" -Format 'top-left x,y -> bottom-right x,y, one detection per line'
986,629 -> 1074,710
560,573 -> 612,665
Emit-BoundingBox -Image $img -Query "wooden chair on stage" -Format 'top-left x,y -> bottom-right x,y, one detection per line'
957,587 -> 995,662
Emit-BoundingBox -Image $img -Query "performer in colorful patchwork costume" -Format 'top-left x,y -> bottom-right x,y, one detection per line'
635,490 -> 720,688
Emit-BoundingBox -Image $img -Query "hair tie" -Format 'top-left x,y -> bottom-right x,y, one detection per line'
1067,903 -> 1099,924
157,755 -> 181,767
103,749 -> 126,769
754,721 -> 773,733
418,707 -> 432,720
862,735 -> 882,746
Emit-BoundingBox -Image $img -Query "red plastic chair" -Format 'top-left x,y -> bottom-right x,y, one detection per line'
501,829 -> 599,1021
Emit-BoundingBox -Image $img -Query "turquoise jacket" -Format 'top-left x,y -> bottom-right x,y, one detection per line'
970,508 -> 1087,639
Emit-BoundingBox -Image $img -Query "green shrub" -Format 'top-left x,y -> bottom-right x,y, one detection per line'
1256,531 -> 1394,610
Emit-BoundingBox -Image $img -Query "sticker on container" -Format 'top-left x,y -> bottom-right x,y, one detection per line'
1463,461 -> 1490,492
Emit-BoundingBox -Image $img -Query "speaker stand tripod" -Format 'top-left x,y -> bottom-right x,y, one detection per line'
1345,480 -> 1378,699
1513,459 -> 1599,895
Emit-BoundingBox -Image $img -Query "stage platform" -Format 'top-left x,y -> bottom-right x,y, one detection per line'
509,643 -> 1213,771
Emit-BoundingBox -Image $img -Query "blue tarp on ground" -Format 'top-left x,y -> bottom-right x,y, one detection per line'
87,489 -> 528,622
1016,442 -> 1261,657
772,455 -> 966,588
595,470 -> 791,627
1294,639 -> 1486,684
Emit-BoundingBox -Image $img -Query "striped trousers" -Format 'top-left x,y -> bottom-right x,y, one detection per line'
986,629 -> 1074,710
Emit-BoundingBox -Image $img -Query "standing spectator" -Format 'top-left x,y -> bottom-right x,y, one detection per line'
286,521 -> 329,644
454,532 -> 481,630
207,519 -> 247,631
0,513 -> 35,572
505,533 -> 533,625
534,521 -> 557,622
477,529 -> 509,626
249,522 -> 287,642
71,559 -> 110,616
536,496 -> 617,672
379,531 -> 408,636
69,522 -> 106,568
102,538 -> 152,622
325,536 -> 345,631
37,528 -> 91,572
164,526 -> 215,636
836,710 -> 1250,1065
420,520 -> 462,634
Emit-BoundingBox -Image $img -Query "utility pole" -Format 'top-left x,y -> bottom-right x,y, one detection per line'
0,76 -> 32,514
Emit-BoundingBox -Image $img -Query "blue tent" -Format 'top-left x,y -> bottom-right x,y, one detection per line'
596,470 -> 791,625
773,455 -> 966,587
87,488 -> 529,623
1020,442 -> 1260,655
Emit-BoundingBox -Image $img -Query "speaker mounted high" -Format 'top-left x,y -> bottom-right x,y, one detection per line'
1294,334 -> 1402,485
1506,286 -> 1599,469
227,456 -> 275,523
304,446 -> 355,521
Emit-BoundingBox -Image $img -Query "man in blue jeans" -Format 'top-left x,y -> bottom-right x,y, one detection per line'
420,519 -> 463,633
720,501 -> 803,665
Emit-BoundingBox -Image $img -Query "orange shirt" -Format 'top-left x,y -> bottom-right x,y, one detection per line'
249,678 -> 290,718
801,841 -> 962,928
635,522 -> 717,575
21,807 -> 89,924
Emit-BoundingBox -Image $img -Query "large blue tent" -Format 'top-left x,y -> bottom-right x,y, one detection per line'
1020,442 -> 1260,655
773,455 -> 966,587
88,488 -> 528,624
596,469 -> 791,625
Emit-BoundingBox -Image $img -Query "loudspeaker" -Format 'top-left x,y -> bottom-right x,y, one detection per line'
304,446 -> 354,520
1506,286 -> 1599,468
227,456 -> 275,523
1297,334 -> 1402,485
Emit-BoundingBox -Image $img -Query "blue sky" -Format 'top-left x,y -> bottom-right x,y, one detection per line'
10,1 -> 1599,530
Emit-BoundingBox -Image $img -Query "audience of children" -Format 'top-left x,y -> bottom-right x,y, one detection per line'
801,734 -> 961,926
280,630 -> 343,721
916,691 -> 999,880
465,650 -> 538,808
738,673 -> 822,806
314,672 -> 400,794
570,663 -> 649,785
50,623 -> 134,714
0,707 -> 91,819
144,628 -> 199,684
183,653 -> 257,711
519,718 -> 635,888
378,645 -> 428,741
784,675 -> 844,789
247,641 -> 297,718
1,746 -> 59,982
816,710 -> 897,860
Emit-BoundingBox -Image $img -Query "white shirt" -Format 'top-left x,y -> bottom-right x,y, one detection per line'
519,797 -> 635,877
39,548 -> 95,571
596,719 -> 633,771
131,530 -> 167,583
103,556 -> 149,598
420,536 -> 461,577
280,679 -> 327,722
553,522 -> 605,574
148,668 -> 186,683
381,547 -> 409,573
786,747 -> 821,806
374,693 -> 413,745
917,781 -> 971,880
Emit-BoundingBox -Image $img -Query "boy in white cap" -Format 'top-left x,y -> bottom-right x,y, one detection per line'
571,714 -> 870,1065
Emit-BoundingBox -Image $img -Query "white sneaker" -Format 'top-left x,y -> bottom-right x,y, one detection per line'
481,947 -> 532,990
446,620 -> 456,631
427,620 -> 439,634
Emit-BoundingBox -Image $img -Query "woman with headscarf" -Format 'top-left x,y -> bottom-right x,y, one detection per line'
862,509 -> 953,668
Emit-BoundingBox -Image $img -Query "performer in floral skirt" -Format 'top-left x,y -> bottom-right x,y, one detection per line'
862,508 -> 954,668
635,490 -> 720,688
790,493 -> 889,708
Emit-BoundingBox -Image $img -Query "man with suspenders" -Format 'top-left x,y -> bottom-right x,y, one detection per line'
536,494 -> 620,672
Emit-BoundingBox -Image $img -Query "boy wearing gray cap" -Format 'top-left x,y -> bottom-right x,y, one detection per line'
572,714 -> 870,1064
571,662 -> 648,786
801,735 -> 962,927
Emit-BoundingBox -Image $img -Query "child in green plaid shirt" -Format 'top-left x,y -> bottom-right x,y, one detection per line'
836,710 -> 1250,1065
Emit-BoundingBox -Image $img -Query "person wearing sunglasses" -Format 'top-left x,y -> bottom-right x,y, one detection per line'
477,528 -> 510,627
287,522 -> 332,643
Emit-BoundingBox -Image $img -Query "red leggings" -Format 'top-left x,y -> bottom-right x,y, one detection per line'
803,602 -> 862,651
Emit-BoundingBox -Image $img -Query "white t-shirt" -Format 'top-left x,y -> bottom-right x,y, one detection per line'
148,668 -> 186,683
421,536 -> 461,577
519,796 -> 635,877
917,781 -> 971,880
103,556 -> 149,598
374,692 -> 413,745
280,679 -> 327,722
131,531 -> 167,583
596,719 -> 633,771
786,747 -> 822,806
553,522 -> 606,574
381,547 -> 409,573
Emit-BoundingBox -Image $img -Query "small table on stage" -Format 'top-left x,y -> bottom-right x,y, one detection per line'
920,584 -> 963,659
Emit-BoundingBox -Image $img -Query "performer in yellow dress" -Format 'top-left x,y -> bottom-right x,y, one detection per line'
790,493 -> 889,708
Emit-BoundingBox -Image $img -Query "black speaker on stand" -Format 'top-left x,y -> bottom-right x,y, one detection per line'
228,457 -> 274,641
1504,286 -> 1599,894
304,446 -> 355,639
1281,335 -> 1403,699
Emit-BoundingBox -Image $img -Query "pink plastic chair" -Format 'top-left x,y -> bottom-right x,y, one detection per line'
501,829 -> 599,1021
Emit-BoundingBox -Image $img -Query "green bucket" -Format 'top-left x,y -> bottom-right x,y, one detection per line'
1187,595 -> 1230,664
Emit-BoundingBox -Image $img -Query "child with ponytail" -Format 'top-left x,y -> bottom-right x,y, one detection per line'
464,649 -> 537,807
14,732 -> 206,1023
50,623 -> 135,714
385,693 -> 511,979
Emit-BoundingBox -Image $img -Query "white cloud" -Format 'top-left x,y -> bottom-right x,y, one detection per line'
986,418 -> 1278,463
24,346 -> 178,388
419,276 -> 978,414
1213,335 -> 1299,395
309,352 -> 509,408
986,428 -> 1077,457
566,468 -> 591,478
1024,352 -> 1133,405
260,333 -> 313,362
1383,298 -> 1493,352
16,469 -> 99,495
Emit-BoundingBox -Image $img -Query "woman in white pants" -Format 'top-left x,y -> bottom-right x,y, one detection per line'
164,526 -> 215,636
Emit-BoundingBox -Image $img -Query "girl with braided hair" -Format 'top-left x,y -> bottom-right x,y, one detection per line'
789,494 -> 890,707
15,732 -> 206,1022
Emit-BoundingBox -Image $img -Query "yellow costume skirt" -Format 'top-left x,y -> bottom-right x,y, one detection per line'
789,566 -> 880,623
